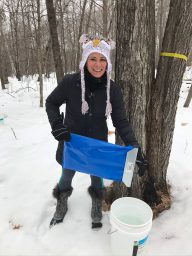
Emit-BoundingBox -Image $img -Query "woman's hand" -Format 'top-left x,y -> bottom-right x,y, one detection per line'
136,148 -> 148,177
51,123 -> 71,142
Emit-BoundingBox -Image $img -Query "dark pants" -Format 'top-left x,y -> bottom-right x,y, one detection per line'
59,169 -> 103,191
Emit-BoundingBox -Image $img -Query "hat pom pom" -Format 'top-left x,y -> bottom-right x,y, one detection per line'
108,39 -> 115,50
79,34 -> 88,44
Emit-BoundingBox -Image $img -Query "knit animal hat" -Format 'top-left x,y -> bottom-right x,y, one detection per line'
79,34 -> 115,117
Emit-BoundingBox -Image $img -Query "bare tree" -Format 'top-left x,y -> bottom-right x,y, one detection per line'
44,38 -> 52,78
148,0 -> 192,206
46,0 -> 64,83
184,84 -> 192,107
102,0 -> 108,38
0,6 -> 11,88
107,1 -> 116,39
0,8 -> 6,89
57,0 -> 68,74
36,0 -> 43,107
115,0 -> 155,200
0,31 -> 8,89
5,0 -> 21,80
76,0 -> 88,71
20,0 -> 30,76
85,0 -> 93,34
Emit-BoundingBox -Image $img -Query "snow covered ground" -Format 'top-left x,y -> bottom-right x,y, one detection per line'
0,71 -> 192,256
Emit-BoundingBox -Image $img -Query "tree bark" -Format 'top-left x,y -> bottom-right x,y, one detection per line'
76,0 -> 87,71
148,0 -> 192,193
20,0 -> 30,76
85,0 -> 93,34
0,10 -> 10,89
115,1 -> 155,153
155,0 -> 170,67
102,0 -> 108,38
115,0 -> 155,198
107,2 -> 116,37
27,7 -> 37,76
0,26 -> 6,89
46,0 -> 64,83
183,84 -> 192,108
7,0 -> 21,81
57,0 -> 68,74
37,0 -> 43,108
44,38 -> 52,78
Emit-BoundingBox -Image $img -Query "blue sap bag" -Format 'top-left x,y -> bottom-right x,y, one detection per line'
62,133 -> 138,186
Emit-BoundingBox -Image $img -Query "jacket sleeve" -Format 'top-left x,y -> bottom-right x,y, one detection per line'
45,76 -> 70,129
111,83 -> 139,146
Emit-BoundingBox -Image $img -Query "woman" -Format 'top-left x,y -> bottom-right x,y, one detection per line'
46,34 -> 147,229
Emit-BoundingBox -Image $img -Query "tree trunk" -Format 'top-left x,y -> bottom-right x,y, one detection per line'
76,0 -> 87,71
8,6 -> 21,81
58,0 -> 68,74
114,0 -> 155,198
66,8 -> 75,71
0,78 -> 6,89
107,2 -> 116,37
46,0 -> 64,83
0,29 -> 5,89
0,15 -> 9,89
102,0 -> 108,38
44,38 -> 52,78
85,0 -> 93,34
21,0 -> 30,76
28,5 -> 40,76
115,0 -> 155,155
159,0 -> 164,55
147,0 -> 192,206
183,84 -> 192,107
37,0 -> 43,107
155,0 -> 170,67
0,47 -> 6,89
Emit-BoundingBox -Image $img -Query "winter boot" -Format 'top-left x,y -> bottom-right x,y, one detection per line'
49,184 -> 73,228
88,186 -> 103,229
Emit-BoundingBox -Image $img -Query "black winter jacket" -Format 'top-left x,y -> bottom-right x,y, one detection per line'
45,72 -> 138,165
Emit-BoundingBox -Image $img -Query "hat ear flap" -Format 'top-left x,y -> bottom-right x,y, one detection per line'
108,39 -> 116,50
79,34 -> 88,44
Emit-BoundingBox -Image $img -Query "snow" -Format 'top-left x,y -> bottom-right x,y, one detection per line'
0,70 -> 192,256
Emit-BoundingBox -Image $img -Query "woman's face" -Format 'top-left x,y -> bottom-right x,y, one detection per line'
86,52 -> 107,78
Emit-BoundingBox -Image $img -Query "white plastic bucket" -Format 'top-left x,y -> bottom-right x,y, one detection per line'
109,197 -> 153,256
